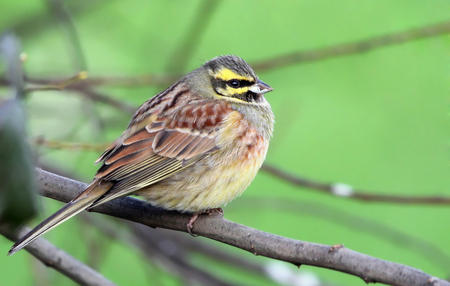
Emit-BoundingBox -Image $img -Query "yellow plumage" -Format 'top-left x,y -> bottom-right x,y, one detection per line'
137,109 -> 272,212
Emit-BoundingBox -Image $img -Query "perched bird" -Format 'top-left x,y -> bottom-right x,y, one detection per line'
9,55 -> 274,255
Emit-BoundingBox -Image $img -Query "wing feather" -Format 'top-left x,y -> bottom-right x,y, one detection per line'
90,93 -> 231,207
104,139 -> 153,164
123,128 -> 155,145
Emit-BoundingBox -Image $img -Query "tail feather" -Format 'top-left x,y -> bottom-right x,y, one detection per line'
8,182 -> 111,255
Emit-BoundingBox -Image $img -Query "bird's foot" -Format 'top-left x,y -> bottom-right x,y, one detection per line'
186,208 -> 224,236
187,213 -> 200,236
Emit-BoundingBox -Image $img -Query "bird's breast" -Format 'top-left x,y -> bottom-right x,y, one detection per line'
137,110 -> 270,212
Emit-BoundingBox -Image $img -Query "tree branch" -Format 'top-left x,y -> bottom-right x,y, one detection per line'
262,164 -> 450,205
251,20 -> 450,71
235,197 -> 450,273
0,225 -> 116,286
32,168 -> 449,286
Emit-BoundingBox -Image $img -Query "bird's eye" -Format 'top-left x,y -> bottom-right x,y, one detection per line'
228,80 -> 240,88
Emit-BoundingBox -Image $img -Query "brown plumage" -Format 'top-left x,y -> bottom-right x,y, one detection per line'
9,55 -> 274,255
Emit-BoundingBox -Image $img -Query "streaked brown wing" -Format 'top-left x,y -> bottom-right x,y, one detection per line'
90,94 -> 231,207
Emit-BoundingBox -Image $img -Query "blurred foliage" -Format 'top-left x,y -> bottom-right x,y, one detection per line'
0,0 -> 449,285
0,99 -> 37,225
0,34 -> 37,225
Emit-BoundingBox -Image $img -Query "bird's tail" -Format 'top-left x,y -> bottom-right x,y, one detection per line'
8,181 -> 112,255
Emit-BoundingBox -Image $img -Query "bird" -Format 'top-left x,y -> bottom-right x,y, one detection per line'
9,55 -> 274,255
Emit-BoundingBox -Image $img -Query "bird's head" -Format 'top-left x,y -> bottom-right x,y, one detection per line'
187,55 -> 273,105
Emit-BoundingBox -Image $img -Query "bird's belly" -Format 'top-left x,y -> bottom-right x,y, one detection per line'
137,140 -> 268,212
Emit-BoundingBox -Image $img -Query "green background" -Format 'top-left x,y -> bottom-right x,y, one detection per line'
0,0 -> 449,285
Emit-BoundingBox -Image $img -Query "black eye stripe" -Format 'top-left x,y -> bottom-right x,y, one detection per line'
233,90 -> 261,103
226,79 -> 254,88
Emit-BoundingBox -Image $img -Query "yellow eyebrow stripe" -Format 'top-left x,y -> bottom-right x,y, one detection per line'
226,86 -> 248,94
214,68 -> 253,81
216,86 -> 249,96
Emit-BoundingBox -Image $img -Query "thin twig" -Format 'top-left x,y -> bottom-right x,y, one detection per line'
81,215 -> 184,286
77,216 -> 109,270
46,0 -> 88,71
44,0 -> 107,133
251,20 -> 450,71
24,71 -> 88,92
26,84 -> 136,114
33,168 -> 449,286
158,228 -> 266,275
262,163 -> 450,205
12,1 -> 115,39
165,0 -> 222,73
130,223 -> 238,286
68,87 -> 136,114
18,72 -> 137,114
25,74 -> 177,89
32,137 -> 108,152
0,225 -> 116,286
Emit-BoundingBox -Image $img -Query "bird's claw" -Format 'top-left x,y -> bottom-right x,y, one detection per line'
186,208 -> 224,236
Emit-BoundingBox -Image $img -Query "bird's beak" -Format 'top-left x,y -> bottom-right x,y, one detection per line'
249,80 -> 273,94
